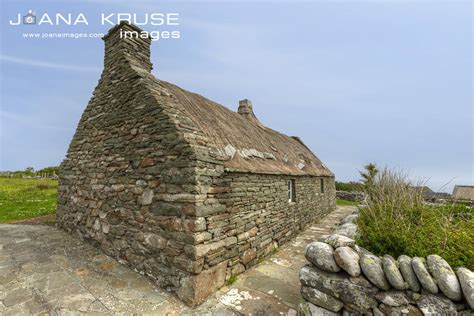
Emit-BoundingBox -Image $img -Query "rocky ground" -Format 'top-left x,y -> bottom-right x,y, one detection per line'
0,206 -> 355,315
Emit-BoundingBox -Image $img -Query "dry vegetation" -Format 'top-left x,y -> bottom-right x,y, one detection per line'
356,167 -> 474,270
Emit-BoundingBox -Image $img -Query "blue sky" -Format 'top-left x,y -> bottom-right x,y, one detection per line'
0,0 -> 472,192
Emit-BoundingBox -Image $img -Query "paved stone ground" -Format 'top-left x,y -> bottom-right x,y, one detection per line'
0,206 -> 355,315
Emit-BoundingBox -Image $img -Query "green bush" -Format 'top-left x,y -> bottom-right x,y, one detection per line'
356,167 -> 474,270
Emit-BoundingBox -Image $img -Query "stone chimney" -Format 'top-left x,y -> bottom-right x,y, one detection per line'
238,99 -> 262,126
102,21 -> 153,72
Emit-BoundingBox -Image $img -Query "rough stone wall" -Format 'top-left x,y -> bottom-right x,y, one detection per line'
57,24 -> 214,299
336,190 -> 365,202
203,174 -> 336,277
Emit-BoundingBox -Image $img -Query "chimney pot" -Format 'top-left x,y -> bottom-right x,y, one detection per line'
238,99 -> 263,127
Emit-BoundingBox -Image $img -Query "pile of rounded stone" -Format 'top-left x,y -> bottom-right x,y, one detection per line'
299,211 -> 474,315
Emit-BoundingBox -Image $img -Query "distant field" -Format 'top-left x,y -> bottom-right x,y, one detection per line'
0,178 -> 58,223
336,198 -> 359,206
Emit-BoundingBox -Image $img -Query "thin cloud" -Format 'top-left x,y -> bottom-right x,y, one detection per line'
0,55 -> 100,73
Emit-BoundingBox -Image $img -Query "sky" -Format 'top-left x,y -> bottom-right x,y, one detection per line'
0,0 -> 472,192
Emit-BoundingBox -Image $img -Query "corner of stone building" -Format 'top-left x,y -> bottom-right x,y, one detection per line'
176,260 -> 227,306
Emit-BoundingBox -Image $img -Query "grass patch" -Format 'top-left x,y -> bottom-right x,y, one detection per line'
336,199 -> 359,206
226,273 -> 238,286
0,177 -> 58,223
356,167 -> 474,270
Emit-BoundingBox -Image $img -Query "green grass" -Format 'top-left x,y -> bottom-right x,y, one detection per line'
336,199 -> 359,206
356,167 -> 474,270
0,178 -> 58,223
225,273 -> 238,286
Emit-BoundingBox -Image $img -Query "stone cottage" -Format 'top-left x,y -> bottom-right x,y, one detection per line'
57,22 -> 336,305
452,185 -> 474,201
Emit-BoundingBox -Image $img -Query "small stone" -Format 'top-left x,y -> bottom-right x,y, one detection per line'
382,255 -> 406,290
299,301 -> 338,316
93,218 -> 101,231
416,293 -> 457,314
334,246 -> 360,277
140,189 -> 154,205
102,222 -> 110,234
374,290 -> 409,307
456,267 -> 474,309
324,234 -> 355,248
412,257 -> 438,294
360,254 -> 390,290
301,286 -> 344,312
426,254 -> 462,301
304,242 -> 340,272
397,255 -> 421,292
135,180 -> 147,187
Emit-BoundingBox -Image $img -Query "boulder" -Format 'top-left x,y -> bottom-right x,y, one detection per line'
360,254 -> 391,290
411,257 -> 438,294
374,290 -> 409,307
299,264 -> 379,312
398,255 -> 421,292
304,242 -> 340,273
324,234 -> 356,248
416,293 -> 457,314
457,267 -> 474,309
301,286 -> 344,312
426,254 -> 462,301
334,223 -> 357,239
334,246 -> 361,277
299,301 -> 338,316
382,255 -> 406,290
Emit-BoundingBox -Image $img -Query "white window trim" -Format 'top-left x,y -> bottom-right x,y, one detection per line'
288,179 -> 295,202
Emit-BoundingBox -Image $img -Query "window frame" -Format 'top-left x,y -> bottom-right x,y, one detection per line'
320,178 -> 325,194
288,179 -> 296,202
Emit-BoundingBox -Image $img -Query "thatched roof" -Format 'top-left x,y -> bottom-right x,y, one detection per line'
452,185 -> 474,201
160,81 -> 333,177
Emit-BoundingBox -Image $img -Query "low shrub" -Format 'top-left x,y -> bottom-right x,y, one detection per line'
356,167 -> 474,270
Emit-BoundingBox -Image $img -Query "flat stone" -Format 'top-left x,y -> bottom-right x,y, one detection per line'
416,293 -> 458,314
374,290 -> 409,307
360,254 -> 390,290
426,254 -> 462,301
412,257 -> 438,294
397,255 -> 421,292
456,267 -> 474,309
304,242 -> 340,273
177,261 -> 227,306
334,246 -> 360,277
382,255 -> 406,290
299,264 -> 378,311
3,288 -> 32,307
299,300 -> 338,316
301,286 -> 344,312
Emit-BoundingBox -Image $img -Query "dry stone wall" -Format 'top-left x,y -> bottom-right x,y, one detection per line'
208,174 -> 336,276
299,209 -> 474,315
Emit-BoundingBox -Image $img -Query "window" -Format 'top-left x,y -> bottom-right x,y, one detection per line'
288,179 -> 296,202
320,178 -> 325,193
